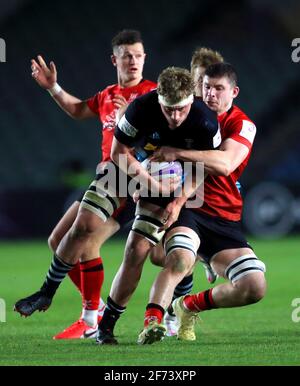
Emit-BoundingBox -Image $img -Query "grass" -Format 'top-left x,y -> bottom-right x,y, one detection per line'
0,237 -> 300,366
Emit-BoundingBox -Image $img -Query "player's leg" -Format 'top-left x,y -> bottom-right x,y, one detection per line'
54,195 -> 136,339
48,201 -> 84,311
14,168 -> 124,322
48,201 -> 80,252
51,191 -> 127,326
47,200 -> 84,338
174,247 -> 266,340
208,248 -> 266,306
149,242 -> 194,336
53,216 -> 120,339
14,208 -> 115,318
138,225 -> 199,344
96,200 -> 166,345
150,244 -> 219,336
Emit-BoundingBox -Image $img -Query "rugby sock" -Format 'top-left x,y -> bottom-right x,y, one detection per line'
68,262 -> 82,292
183,288 -> 217,312
98,297 -> 106,317
41,254 -> 75,298
80,257 -> 104,327
98,296 -> 126,333
144,303 -> 164,327
168,274 -> 193,316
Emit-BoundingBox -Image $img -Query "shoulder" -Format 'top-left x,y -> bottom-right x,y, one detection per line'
97,84 -> 119,99
226,105 -> 255,127
222,105 -> 256,145
124,91 -> 158,127
129,89 -> 158,109
191,98 -> 218,131
140,79 -> 157,90
192,98 -> 217,121
100,83 -> 118,94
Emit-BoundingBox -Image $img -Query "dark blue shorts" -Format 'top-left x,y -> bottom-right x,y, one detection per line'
167,208 -> 252,261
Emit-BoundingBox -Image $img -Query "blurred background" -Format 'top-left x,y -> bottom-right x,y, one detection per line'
0,0 -> 300,239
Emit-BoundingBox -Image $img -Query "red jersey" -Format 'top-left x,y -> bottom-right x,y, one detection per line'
198,105 -> 256,221
87,79 -> 157,162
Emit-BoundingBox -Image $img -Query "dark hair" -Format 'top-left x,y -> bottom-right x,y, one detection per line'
111,29 -> 143,49
205,62 -> 238,86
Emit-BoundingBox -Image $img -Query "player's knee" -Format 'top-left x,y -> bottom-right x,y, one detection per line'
244,280 -> 266,304
149,247 -> 165,267
124,239 -> 149,269
71,215 -> 99,240
164,232 -> 198,273
225,254 -> 266,304
167,250 -> 194,275
235,274 -> 266,304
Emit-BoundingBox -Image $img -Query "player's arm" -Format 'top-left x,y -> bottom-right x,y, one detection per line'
152,139 -> 249,176
111,137 -> 162,194
115,103 -> 128,124
111,102 -> 164,194
177,138 -> 249,176
161,168 -> 205,230
31,55 -> 96,120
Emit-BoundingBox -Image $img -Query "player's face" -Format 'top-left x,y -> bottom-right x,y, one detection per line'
202,75 -> 239,114
112,43 -> 145,85
160,103 -> 192,129
192,65 -> 206,97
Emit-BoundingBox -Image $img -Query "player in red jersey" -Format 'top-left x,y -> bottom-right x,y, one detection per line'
137,62 -> 267,344
14,30 -> 156,339
191,47 -> 224,98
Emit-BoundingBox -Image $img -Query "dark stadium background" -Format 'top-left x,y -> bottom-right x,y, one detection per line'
0,0 -> 300,239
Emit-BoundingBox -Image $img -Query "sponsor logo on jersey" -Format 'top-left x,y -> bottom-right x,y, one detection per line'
103,111 -> 117,130
104,95 -> 114,103
239,120 -> 256,143
150,132 -> 160,140
118,116 -> 138,137
128,93 -> 138,103
144,143 -> 158,151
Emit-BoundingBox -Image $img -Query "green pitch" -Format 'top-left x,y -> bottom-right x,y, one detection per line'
0,237 -> 299,366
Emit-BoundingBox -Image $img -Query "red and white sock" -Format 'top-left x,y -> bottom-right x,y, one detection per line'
80,257 -> 104,327
183,289 -> 216,312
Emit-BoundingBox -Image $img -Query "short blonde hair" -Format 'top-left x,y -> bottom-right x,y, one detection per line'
191,47 -> 224,78
157,67 -> 195,105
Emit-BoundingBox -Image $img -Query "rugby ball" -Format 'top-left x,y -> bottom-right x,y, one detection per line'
141,158 -> 183,181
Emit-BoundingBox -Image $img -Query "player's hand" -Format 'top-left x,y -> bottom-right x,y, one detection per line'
160,200 -> 182,230
157,176 -> 182,195
31,55 -> 57,89
113,95 -> 128,109
132,190 -> 141,203
151,146 -> 179,162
